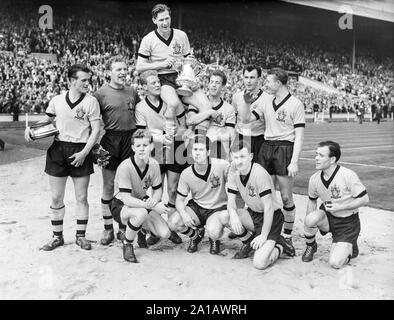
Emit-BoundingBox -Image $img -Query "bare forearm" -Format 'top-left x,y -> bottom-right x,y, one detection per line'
306,199 -> 317,215
120,194 -> 148,209
136,60 -> 166,73
187,110 -> 212,126
291,128 -> 304,163
81,121 -> 100,154
340,195 -> 369,211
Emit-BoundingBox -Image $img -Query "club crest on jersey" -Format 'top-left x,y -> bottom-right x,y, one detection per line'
330,184 -> 341,199
209,174 -> 221,189
172,41 -> 182,55
212,112 -> 224,125
74,106 -> 86,120
276,109 -> 287,123
143,176 -> 152,190
248,185 -> 257,197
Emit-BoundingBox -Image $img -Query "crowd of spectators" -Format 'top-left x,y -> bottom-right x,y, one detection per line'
0,2 -> 393,118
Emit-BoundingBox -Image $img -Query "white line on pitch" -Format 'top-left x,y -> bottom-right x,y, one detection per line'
303,145 -> 394,153
299,157 -> 394,170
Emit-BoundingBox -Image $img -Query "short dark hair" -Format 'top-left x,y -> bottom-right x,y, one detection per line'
268,67 -> 288,85
67,64 -> 91,80
243,64 -> 262,78
152,3 -> 171,19
191,134 -> 211,151
131,129 -> 153,145
230,139 -> 252,154
105,56 -> 127,71
318,141 -> 341,162
210,70 -> 227,86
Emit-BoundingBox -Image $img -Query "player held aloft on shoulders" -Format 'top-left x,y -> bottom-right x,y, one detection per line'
136,3 -> 212,137
302,141 -> 369,268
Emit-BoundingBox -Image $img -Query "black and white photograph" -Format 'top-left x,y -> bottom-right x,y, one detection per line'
0,0 -> 393,303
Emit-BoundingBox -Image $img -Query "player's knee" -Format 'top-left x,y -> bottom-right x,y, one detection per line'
51,197 -> 64,209
206,224 -> 221,240
253,258 -> 270,270
133,209 -> 149,224
103,180 -> 114,196
75,193 -> 88,206
304,213 -> 318,228
158,227 -> 171,239
329,256 -> 347,269
281,195 -> 293,208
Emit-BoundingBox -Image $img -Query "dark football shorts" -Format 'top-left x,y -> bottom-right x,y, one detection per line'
109,196 -> 152,225
258,140 -> 293,176
153,137 -> 190,174
187,199 -> 227,227
158,72 -> 179,89
100,129 -> 136,171
236,133 -> 265,163
319,204 -> 361,244
45,140 -> 94,177
247,208 -> 284,242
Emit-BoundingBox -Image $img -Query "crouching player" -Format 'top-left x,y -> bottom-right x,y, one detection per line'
169,135 -> 230,254
109,129 -> 172,263
302,141 -> 369,268
227,140 -> 294,269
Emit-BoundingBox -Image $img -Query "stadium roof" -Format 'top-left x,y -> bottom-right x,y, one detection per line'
281,0 -> 394,22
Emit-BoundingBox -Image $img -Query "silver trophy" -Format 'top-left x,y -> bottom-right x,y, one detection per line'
176,49 -> 205,97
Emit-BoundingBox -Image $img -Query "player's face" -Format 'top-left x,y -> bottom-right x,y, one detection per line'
153,10 -> 171,33
132,137 -> 152,161
70,71 -> 91,94
191,143 -> 209,164
110,62 -> 127,86
231,148 -> 252,174
315,146 -> 335,170
264,74 -> 280,95
243,70 -> 259,92
208,75 -> 224,97
144,75 -> 161,96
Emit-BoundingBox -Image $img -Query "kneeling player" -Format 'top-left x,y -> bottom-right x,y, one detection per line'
109,129 -> 172,263
227,140 -> 294,269
302,141 -> 369,268
169,135 -> 230,254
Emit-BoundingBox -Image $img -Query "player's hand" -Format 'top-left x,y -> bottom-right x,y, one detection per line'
209,109 -> 219,118
144,198 -> 159,209
251,234 -> 267,250
180,211 -> 196,229
164,57 -> 176,69
324,202 -> 342,213
24,127 -> 33,142
229,214 -> 243,235
243,90 -> 259,104
69,151 -> 88,167
287,161 -> 298,177
152,202 -> 170,215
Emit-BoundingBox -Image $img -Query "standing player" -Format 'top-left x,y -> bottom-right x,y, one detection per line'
136,3 -> 212,134
187,70 -> 236,159
227,140 -> 293,269
232,65 -> 265,162
93,56 -> 140,245
109,129 -> 173,263
135,70 -> 186,246
243,67 -> 305,256
169,135 -> 230,254
25,64 -> 100,251
302,141 -> 369,268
